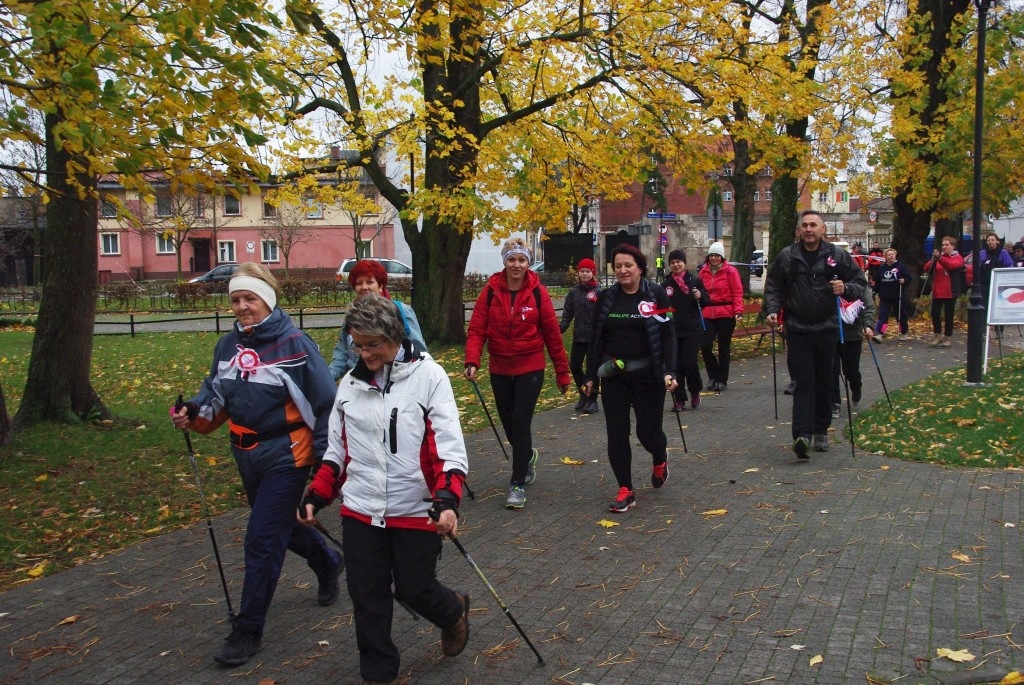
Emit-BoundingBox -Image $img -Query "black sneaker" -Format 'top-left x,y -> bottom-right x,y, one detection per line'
524,448 -> 539,485
652,461 -> 668,489
831,403 -> 841,418
317,553 -> 342,606
608,487 -> 636,513
582,399 -> 599,414
784,381 -> 796,395
792,436 -> 810,460
213,626 -> 261,666
851,387 -> 862,405
573,396 -> 586,411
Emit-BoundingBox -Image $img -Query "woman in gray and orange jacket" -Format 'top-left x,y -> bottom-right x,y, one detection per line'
170,262 -> 339,668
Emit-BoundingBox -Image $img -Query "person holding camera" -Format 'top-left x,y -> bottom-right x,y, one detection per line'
170,262 -> 341,667
299,294 -> 471,685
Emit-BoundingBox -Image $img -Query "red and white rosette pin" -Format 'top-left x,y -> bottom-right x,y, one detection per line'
233,345 -> 262,374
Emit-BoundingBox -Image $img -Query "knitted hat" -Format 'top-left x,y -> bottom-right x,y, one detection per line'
668,249 -> 686,263
708,241 -> 726,258
577,258 -> 597,272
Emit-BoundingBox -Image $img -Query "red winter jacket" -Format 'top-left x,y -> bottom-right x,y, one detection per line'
464,269 -> 571,386
698,261 -> 744,319
924,251 -> 965,300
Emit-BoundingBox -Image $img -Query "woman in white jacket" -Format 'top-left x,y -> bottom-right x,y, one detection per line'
298,294 -> 470,685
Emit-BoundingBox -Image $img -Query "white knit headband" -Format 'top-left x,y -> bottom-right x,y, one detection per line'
229,276 -> 278,311
502,245 -> 532,263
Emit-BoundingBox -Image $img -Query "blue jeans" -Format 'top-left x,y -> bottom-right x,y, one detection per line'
235,463 -> 338,636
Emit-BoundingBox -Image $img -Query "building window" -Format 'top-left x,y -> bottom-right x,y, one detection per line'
764,166 -> 773,177
723,165 -> 733,176
156,193 -> 172,217
100,196 -> 117,218
818,192 -> 828,204
753,190 -> 760,202
219,241 -> 236,263
835,191 -> 848,203
194,195 -> 207,218
224,195 -> 240,216
765,190 -> 773,201
262,240 -> 279,263
304,197 -> 323,219
263,198 -> 277,218
723,190 -> 733,202
100,232 -> 120,255
157,233 -> 175,254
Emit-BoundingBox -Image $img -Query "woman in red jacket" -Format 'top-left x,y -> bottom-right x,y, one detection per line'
698,241 -> 744,391
923,235 -> 965,347
464,237 -> 571,510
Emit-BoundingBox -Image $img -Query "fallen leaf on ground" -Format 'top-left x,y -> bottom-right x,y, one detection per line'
700,509 -> 728,518
597,519 -> 620,528
1000,671 -> 1024,684
744,468 -> 759,473
936,647 -> 974,662
951,551 -> 971,563
27,562 -> 46,577
57,615 -> 80,626
560,456 -> 585,466
790,644 -> 805,650
809,655 -> 823,666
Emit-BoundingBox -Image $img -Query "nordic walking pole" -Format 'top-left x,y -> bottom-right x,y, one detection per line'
469,378 -> 508,461
175,395 -> 234,621
897,282 -> 903,343
426,506 -> 544,665
673,402 -> 688,453
841,368 -> 856,459
312,520 -> 420,622
770,326 -> 779,420
865,338 -> 893,411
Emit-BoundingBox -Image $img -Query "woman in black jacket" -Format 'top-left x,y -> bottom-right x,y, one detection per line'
584,244 -> 677,513
661,249 -> 709,411
560,258 -> 602,414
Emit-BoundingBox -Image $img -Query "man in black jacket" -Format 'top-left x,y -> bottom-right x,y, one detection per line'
764,211 -> 868,458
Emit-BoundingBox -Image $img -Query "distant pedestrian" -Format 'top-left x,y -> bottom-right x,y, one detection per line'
832,296 -> 876,417
978,232 -> 1013,306
584,244 -> 677,513
873,248 -> 912,342
299,294 -> 471,685
698,241 -> 743,391
329,259 -> 425,381
169,262 -> 340,667
1013,242 -> 1024,268
464,237 -> 571,510
923,236 -> 965,347
661,249 -> 707,411
764,211 -> 868,458
561,258 -> 602,414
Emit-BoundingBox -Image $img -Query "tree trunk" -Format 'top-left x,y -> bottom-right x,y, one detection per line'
0,382 -> 10,446
14,111 -> 111,427
729,138 -> 756,292
892,194 -> 934,282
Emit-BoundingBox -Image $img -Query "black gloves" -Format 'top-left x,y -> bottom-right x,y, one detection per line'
425,489 -> 459,522
299,492 -> 329,520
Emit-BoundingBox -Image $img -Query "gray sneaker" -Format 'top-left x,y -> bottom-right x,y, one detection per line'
523,449 -> 539,485
505,485 -> 526,509
812,434 -> 830,452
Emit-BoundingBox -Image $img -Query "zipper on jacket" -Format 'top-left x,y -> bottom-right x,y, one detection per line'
387,407 -> 398,454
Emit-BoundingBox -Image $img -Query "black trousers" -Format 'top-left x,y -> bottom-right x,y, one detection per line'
672,334 -> 704,403
568,341 -> 591,395
931,298 -> 956,336
490,370 -> 544,485
787,330 -> 835,439
342,517 -> 463,682
701,317 -> 737,384
601,371 -> 668,491
831,339 -> 863,405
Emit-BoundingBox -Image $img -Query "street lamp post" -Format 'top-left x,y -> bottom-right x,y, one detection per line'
965,0 -> 992,385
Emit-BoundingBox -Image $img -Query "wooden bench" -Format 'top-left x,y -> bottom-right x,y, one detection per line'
732,302 -> 775,347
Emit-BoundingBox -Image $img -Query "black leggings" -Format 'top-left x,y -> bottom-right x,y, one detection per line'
490,371 -> 544,486
931,298 -> 956,336
601,371 -> 668,491
701,317 -> 736,384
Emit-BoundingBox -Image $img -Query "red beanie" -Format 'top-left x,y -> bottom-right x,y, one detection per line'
578,258 -> 597,272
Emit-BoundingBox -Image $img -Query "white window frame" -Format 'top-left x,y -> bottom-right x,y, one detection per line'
156,234 -> 176,254
818,192 -> 828,204
100,232 -> 120,255
262,198 -> 277,219
223,195 -> 241,216
100,196 -> 117,218
155,193 -> 172,217
261,239 -> 279,263
304,197 -> 323,219
723,190 -> 733,202
765,190 -> 773,201
753,190 -> 760,202
723,165 -> 733,176
218,240 -> 236,263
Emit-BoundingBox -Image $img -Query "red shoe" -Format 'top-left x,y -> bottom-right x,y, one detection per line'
608,487 -> 635,513
652,462 -> 668,489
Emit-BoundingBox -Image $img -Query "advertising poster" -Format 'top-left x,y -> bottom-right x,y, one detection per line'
987,268 -> 1024,325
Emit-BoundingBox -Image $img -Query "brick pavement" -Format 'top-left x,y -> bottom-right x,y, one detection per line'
2,334 -> 1022,685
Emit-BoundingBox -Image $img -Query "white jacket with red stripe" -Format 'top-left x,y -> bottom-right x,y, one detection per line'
318,342 -> 469,531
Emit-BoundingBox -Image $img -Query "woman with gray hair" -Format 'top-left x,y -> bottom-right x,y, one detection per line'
300,294 -> 471,684
464,237 -> 571,510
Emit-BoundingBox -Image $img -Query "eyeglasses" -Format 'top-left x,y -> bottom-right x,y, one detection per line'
352,340 -> 388,355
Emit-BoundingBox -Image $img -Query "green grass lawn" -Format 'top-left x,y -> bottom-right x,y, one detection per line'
0,324 -> 1021,592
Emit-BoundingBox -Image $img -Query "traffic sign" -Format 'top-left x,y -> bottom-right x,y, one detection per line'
659,234 -> 668,246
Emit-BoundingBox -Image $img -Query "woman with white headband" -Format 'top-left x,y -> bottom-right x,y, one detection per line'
464,236 -> 571,510
170,262 -> 340,668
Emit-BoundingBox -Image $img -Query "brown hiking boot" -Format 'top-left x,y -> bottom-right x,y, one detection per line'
441,592 -> 470,657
